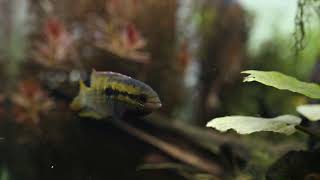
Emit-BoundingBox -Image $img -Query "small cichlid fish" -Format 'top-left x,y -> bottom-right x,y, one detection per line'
70,70 -> 162,119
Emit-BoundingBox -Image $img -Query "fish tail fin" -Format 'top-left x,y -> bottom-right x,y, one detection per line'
79,80 -> 89,93
70,80 -> 89,111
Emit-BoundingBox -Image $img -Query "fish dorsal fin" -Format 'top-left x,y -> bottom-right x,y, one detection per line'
90,69 -> 108,89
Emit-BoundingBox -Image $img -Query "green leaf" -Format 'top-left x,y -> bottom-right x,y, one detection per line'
206,115 -> 301,135
296,104 -> 320,121
242,70 -> 320,99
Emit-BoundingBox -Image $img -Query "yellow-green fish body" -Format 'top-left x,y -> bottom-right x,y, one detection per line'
71,70 -> 162,119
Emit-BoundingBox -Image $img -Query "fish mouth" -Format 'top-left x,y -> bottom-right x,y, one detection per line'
145,97 -> 162,110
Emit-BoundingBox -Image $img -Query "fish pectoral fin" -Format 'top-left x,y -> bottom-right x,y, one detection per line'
109,101 -> 126,120
79,110 -> 103,119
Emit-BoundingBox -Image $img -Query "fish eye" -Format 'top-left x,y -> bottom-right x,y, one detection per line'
138,94 -> 147,103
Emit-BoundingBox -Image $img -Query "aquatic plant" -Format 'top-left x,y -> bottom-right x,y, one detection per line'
11,80 -> 54,124
207,70 -> 320,178
92,0 -> 150,64
32,17 -> 78,68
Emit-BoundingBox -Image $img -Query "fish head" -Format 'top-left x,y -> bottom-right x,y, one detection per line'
136,83 -> 162,111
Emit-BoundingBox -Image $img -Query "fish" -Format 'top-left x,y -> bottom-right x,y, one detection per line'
70,70 -> 162,119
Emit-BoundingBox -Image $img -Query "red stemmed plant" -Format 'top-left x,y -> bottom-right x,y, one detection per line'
33,17 -> 77,68
93,0 -> 150,63
11,80 -> 54,125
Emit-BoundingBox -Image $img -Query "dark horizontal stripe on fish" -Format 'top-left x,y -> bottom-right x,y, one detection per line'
104,87 -> 147,103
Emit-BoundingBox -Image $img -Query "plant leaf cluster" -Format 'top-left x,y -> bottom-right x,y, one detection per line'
207,70 -> 320,135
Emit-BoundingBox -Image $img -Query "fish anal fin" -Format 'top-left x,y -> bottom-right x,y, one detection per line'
79,110 -> 103,119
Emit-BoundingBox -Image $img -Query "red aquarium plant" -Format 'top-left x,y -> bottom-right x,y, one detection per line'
93,0 -> 150,63
32,17 -> 77,68
11,80 -> 54,125
94,22 -> 150,64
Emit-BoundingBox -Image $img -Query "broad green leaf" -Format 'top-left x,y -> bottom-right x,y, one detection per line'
206,115 -> 301,135
242,70 -> 320,99
296,104 -> 320,121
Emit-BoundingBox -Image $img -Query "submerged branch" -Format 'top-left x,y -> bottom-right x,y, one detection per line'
110,119 -> 223,176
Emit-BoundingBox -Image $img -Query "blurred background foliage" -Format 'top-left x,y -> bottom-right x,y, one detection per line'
0,0 -> 319,179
